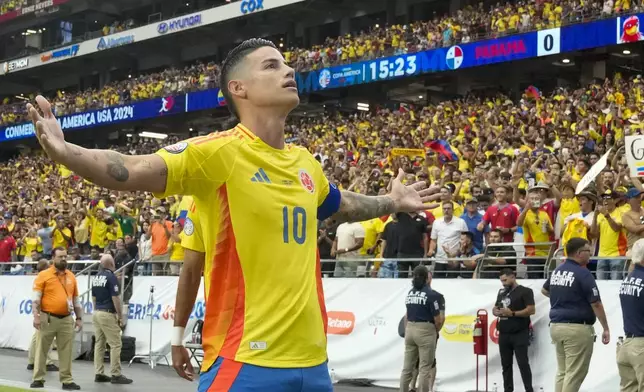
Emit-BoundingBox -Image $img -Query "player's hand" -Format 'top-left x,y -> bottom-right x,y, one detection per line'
33,316 -> 41,330
27,96 -> 67,162
389,169 -> 440,212
75,318 -> 83,331
172,345 -> 195,381
602,329 -> 610,345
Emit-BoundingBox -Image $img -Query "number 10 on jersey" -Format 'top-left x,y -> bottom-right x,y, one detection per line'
283,206 -> 307,244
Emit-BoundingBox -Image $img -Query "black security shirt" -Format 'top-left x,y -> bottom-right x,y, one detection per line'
406,284 -> 440,323
620,264 -> 644,337
91,270 -> 119,312
495,285 -> 534,333
543,259 -> 600,324
396,213 -> 429,256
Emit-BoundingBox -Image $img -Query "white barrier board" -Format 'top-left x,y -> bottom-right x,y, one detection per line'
0,276 -> 626,391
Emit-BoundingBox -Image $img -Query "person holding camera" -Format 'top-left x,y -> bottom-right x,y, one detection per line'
493,268 -> 535,392
91,254 -> 133,384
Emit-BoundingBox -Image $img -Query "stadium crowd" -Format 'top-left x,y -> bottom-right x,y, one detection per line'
0,69 -> 643,280
1,0 -> 643,127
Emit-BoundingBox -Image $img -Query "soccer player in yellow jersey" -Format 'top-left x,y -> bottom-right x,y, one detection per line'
27,38 -> 439,391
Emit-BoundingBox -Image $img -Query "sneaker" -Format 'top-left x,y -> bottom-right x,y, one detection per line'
46,364 -> 59,372
30,380 -> 44,388
62,382 -> 81,390
27,364 -> 34,370
111,375 -> 133,384
94,374 -> 111,383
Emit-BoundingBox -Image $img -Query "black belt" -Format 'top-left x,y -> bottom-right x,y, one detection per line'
625,334 -> 644,338
552,321 -> 593,326
43,311 -> 71,319
95,309 -> 116,314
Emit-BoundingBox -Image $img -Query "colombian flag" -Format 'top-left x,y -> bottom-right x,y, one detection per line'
425,140 -> 458,163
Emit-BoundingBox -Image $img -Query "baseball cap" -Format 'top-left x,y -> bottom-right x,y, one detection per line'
626,188 -> 642,199
466,197 -> 479,204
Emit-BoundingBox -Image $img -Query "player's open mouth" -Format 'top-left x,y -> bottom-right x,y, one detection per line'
283,80 -> 297,90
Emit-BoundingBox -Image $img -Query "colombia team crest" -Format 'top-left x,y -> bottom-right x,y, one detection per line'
299,169 -> 315,193
163,142 -> 188,154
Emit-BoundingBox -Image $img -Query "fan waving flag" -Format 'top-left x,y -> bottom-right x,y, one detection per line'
525,85 -> 541,100
425,140 -> 459,163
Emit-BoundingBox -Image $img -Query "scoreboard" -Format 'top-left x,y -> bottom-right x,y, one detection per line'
296,14 -> 634,93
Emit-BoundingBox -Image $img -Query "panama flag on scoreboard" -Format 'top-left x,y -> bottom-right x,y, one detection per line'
425,140 -> 459,163
445,46 -> 464,70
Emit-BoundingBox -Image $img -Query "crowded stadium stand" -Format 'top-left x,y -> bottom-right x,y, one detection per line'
2,0 -> 644,390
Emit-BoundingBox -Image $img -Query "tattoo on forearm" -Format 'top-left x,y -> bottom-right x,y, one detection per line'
105,151 -> 129,182
332,191 -> 395,224
159,167 -> 168,177
140,160 -> 152,169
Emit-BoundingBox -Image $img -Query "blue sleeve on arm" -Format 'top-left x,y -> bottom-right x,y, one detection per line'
318,183 -> 341,221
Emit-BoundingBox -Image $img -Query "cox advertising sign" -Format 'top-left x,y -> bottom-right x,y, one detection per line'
240,0 -> 264,14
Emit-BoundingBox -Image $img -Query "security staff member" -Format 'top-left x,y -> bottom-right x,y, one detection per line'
493,268 -> 535,392
91,254 -> 133,384
400,265 -> 444,392
409,271 -> 444,392
31,247 -> 82,390
27,259 -> 57,371
542,238 -> 610,392
617,238 -> 644,391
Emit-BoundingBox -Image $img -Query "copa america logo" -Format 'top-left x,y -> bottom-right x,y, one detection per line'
157,22 -> 169,34
319,69 -> 331,89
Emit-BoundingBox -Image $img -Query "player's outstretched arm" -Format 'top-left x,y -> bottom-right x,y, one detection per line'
27,96 -> 167,193
172,248 -> 205,381
332,169 -> 440,223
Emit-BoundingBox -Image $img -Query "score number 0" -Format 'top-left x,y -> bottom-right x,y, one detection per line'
537,28 -> 561,57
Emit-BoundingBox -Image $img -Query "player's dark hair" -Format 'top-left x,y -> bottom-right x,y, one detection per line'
566,237 -> 589,257
220,38 -> 278,119
412,265 -> 429,290
499,268 -> 515,277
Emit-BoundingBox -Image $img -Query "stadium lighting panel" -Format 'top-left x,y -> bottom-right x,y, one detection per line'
139,131 -> 168,139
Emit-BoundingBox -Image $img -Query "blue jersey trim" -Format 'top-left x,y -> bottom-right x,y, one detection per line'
317,183 -> 341,221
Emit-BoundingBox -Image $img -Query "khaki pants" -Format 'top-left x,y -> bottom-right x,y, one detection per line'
550,323 -> 594,392
411,362 -> 437,391
617,337 -> 644,392
28,330 -> 54,366
33,314 -> 74,383
400,322 -> 437,392
93,310 -> 122,377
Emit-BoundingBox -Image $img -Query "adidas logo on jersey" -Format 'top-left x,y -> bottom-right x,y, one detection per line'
249,341 -> 267,350
250,168 -> 271,183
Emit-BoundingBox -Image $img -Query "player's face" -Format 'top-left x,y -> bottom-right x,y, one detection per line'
240,47 -> 299,113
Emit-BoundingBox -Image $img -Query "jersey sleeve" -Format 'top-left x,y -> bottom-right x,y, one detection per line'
181,200 -> 205,253
310,155 -> 340,220
154,135 -> 238,199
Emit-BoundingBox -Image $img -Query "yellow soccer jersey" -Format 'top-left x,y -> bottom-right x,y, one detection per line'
156,124 -> 341,371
